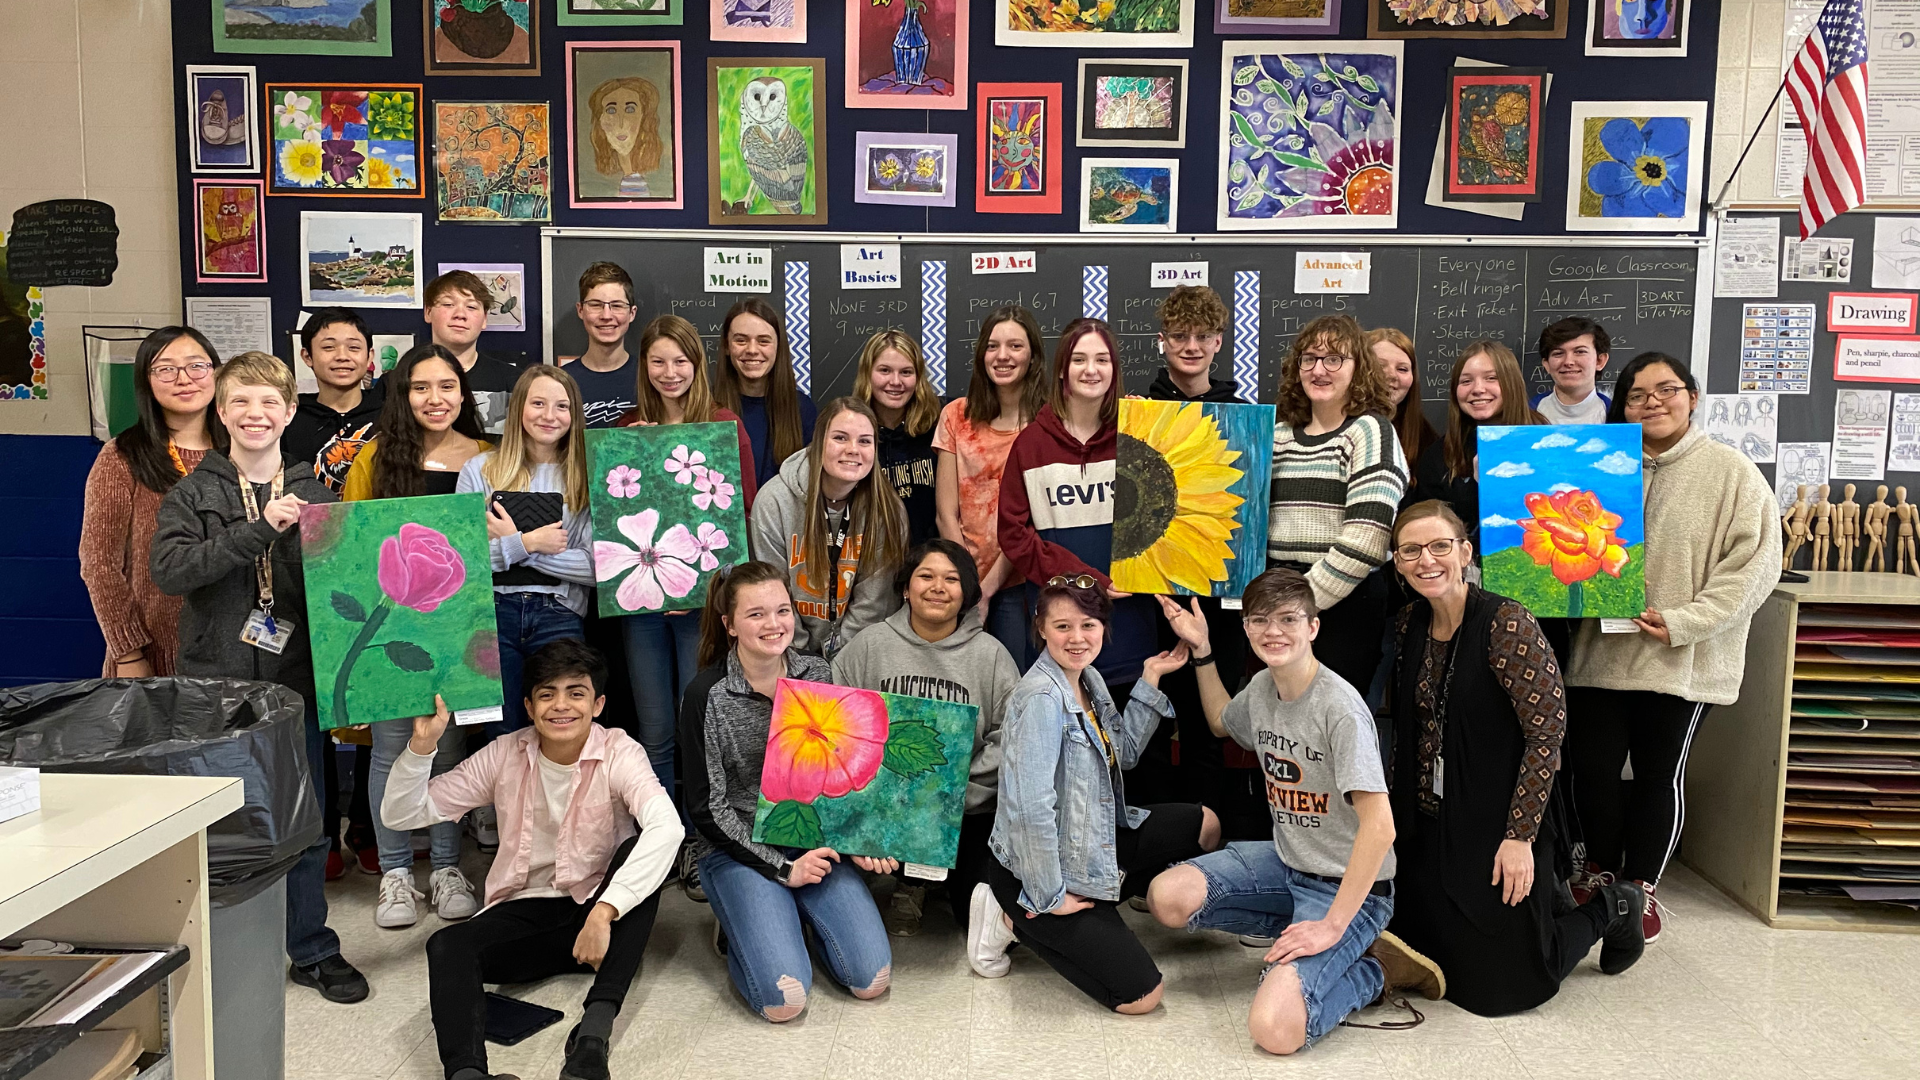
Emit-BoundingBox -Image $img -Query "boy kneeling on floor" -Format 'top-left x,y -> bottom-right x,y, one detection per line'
382,640 -> 682,1080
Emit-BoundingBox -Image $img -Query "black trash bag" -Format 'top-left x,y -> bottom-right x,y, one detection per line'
0,678 -> 323,908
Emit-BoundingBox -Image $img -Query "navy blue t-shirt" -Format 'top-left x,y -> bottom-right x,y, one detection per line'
736,391 -> 819,490
562,356 -> 639,429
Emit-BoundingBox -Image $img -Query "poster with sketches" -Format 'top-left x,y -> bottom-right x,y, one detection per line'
1833,389 -> 1892,481
1873,217 -> 1920,290
586,424 -> 747,617
1476,424 -> 1646,619
752,679 -> 975,867
1715,216 -> 1780,298
1782,237 -> 1853,283
1891,394 -> 1920,473
1701,393 -> 1778,464
1112,399 -> 1274,596
1776,441 -> 1832,511
1738,302 -> 1814,394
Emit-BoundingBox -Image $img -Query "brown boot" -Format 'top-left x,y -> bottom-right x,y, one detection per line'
1367,931 -> 1446,1001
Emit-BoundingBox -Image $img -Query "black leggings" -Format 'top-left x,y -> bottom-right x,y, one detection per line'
1567,687 -> 1711,885
944,811 -> 996,934
989,803 -> 1206,1010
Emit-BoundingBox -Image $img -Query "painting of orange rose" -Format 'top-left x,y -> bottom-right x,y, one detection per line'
1477,423 -> 1646,618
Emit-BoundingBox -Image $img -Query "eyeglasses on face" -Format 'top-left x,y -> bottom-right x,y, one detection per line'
581,300 -> 634,315
1624,384 -> 1687,408
1394,538 -> 1466,562
1047,574 -> 1100,590
1298,353 -> 1349,372
151,362 -> 214,384
1244,612 -> 1313,632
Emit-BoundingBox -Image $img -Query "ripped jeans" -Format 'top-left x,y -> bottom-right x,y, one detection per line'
699,849 -> 893,1020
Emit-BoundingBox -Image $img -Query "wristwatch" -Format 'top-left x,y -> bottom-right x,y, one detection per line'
776,860 -> 794,884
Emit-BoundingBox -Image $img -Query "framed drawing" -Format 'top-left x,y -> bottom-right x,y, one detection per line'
712,0 -> 807,41
1476,423 -> 1646,619
212,0 -> 393,55
299,211 -> 423,309
1079,158 -> 1179,233
1214,0 -> 1341,34
855,131 -> 960,207
1587,0 -> 1688,55
975,82 -> 1062,215
1216,42 -> 1401,230
559,0 -> 685,24
1365,0 -> 1565,37
846,0 -> 969,110
1112,399 -> 1276,595
998,0 -> 1196,47
186,66 -> 259,174
1443,66 -> 1545,201
426,0 -> 540,75
437,263 -> 525,329
266,84 -> 422,196
567,42 -> 684,210
1077,58 -> 1187,148
1565,100 -> 1707,232
434,101 -> 552,223
194,180 -> 266,284
586,424 -> 748,616
708,58 -> 829,225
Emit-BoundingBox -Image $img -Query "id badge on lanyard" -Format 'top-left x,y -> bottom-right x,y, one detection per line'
239,470 -> 295,654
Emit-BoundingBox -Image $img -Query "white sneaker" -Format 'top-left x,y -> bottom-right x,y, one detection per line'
967,882 -> 1016,978
885,883 -> 926,937
1239,935 -> 1277,948
375,868 -> 423,929
468,807 -> 499,852
430,867 -> 478,921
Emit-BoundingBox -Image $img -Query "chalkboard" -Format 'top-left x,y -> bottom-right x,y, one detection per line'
7,200 -> 119,288
543,230 -> 1707,414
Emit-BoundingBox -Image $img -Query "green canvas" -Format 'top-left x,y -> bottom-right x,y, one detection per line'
586,423 -> 748,618
752,680 -> 975,868
299,493 -> 503,731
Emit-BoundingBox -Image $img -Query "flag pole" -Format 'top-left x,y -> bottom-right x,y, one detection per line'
1711,78 -> 1789,212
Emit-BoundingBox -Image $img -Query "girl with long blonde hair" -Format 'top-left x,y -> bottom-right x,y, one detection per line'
855,329 -> 943,546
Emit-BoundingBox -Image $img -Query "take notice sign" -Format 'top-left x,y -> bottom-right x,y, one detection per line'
1828,292 -> 1919,333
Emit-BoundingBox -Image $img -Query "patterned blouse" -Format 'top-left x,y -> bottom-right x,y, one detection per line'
1412,600 -> 1564,840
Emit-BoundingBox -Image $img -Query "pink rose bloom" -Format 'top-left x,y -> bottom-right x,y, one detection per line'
377,523 -> 467,613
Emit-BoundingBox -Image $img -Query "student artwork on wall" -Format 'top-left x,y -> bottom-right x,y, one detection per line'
194,180 -> 267,284
434,102 -> 552,223
1364,0 -> 1566,37
1587,0 -> 1688,55
709,58 -> 829,225
299,211 -> 423,308
1216,42 -> 1402,231
559,0 -> 683,24
567,42 -> 684,210
712,0 -> 807,41
845,0 -> 969,110
998,0 -> 1196,48
437,263 -> 525,329
300,495 -> 504,730
0,230 -> 48,401
1079,158 -> 1179,233
1076,58 -> 1187,148
212,0 -> 393,55
854,131 -> 960,206
1444,66 -> 1545,201
1112,399 -> 1275,596
185,66 -> 259,174
1214,0 -> 1341,33
1565,100 -> 1707,232
976,82 -> 1062,214
426,0 -> 540,74
267,84 -> 422,196
586,424 -> 747,617
1476,423 -> 1647,619
752,679 -> 975,867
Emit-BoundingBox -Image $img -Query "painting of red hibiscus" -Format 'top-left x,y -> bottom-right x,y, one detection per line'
1476,423 -> 1647,618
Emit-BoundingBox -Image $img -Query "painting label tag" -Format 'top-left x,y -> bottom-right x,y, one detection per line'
1834,334 -> 1920,383
454,705 -> 504,727
840,244 -> 903,290
971,250 -> 1037,275
705,247 -> 774,292
1151,261 -> 1209,288
1294,252 -> 1371,294
1600,619 -> 1639,634
904,863 -> 950,881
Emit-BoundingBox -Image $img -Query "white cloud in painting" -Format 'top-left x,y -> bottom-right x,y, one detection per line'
1549,482 -> 1580,494
1532,432 -> 1577,449
398,154 -> 415,162
1478,427 -> 1515,441
1482,514 -> 1518,527
1485,461 -> 1534,478
1592,451 -> 1641,475
1577,438 -> 1611,453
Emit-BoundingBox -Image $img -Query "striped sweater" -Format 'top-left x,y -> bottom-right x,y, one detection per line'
1267,412 -> 1408,610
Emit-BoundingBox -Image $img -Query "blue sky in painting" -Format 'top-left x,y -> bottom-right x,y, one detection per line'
1476,424 -> 1644,555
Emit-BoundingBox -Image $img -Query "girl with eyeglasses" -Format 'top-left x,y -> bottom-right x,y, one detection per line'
80,326 -> 228,677
1563,353 -> 1781,946
1410,340 -> 1542,562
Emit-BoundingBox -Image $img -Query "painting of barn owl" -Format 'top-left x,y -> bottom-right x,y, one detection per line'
738,76 -> 809,214
708,59 -> 827,224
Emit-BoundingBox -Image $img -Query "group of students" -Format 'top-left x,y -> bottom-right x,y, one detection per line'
72,269 -> 1784,1080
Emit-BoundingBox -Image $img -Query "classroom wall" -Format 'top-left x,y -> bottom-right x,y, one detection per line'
1708,0 -> 1787,206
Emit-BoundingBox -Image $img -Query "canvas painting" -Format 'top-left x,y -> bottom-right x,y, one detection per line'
1215,0 -> 1341,33
213,0 -> 393,55
195,180 -> 266,284
1587,0 -> 1687,55
560,0 -> 683,25
1476,424 -> 1647,619
709,59 -> 829,225
1565,100 -> 1707,232
1216,43 -> 1402,231
586,424 -> 749,617
847,0 -> 969,109
299,494 -> 504,731
186,66 -> 259,174
1444,66 -> 1545,201
998,0 -> 1196,48
0,231 -> 47,401
426,0 -> 539,74
568,42 -> 684,210
1080,158 -> 1179,233
435,102 -> 552,223
437,263 -> 524,330
713,0 -> 807,41
752,679 -> 976,867
371,334 -> 413,379
855,132 -> 960,206
1077,59 -> 1187,148
1365,0 -> 1566,37
267,84 -> 422,196
1112,400 -> 1274,596
300,211 -> 422,308
976,82 -> 1063,214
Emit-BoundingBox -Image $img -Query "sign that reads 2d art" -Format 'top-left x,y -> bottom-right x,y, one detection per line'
704,247 -> 774,293
840,244 -> 903,290
1828,292 -> 1919,333
1834,333 -> 1920,383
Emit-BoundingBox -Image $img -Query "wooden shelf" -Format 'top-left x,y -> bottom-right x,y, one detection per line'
0,946 -> 185,1080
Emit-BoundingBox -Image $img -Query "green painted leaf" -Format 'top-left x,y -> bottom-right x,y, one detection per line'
1233,64 -> 1259,86
1358,74 -> 1379,93
882,721 -> 948,779
1273,152 -> 1328,173
1236,186 -> 1264,210
759,799 -> 824,848
1280,56 -> 1305,78
383,641 -> 434,672
1230,113 -> 1273,158
331,591 -> 367,623
1255,78 -> 1279,94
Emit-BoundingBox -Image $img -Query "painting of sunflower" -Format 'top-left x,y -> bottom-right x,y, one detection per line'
1112,399 -> 1275,596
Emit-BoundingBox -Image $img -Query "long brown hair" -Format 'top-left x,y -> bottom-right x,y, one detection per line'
634,315 -> 718,425
1368,327 -> 1438,466
1276,315 -> 1393,429
115,326 -> 229,494
696,560 -> 790,669
798,398 -> 908,593
853,330 -> 939,437
370,344 -> 485,500
713,297 -> 807,464
587,77 -> 662,176
1442,340 -> 1539,481
964,306 -> 1048,427
482,365 -> 590,512
1048,318 -> 1120,428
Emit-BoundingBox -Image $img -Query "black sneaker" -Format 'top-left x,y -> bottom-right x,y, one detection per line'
560,1024 -> 611,1080
1598,880 -> 1647,975
680,844 -> 707,903
289,954 -> 369,1004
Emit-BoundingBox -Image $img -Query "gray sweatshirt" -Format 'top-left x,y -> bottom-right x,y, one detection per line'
749,448 -> 901,656
832,606 -> 1020,814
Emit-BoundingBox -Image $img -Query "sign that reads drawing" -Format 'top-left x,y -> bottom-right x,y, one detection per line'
1828,292 -> 1919,333
840,244 -> 903,290
704,247 -> 774,293
1834,333 -> 1920,383
1294,252 -> 1371,294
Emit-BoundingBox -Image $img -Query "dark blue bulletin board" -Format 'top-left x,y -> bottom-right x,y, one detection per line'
171,1 -> 1722,355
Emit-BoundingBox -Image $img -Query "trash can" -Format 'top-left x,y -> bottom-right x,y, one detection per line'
0,677 -> 322,1080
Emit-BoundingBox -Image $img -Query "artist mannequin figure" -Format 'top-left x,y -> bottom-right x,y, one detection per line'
1811,484 -> 1833,572
1867,485 -> 1891,573
1837,484 -> 1860,573
1899,487 -> 1918,576
1782,484 -> 1810,571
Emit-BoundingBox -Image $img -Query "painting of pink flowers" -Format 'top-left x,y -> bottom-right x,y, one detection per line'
267,83 -> 422,196
587,423 -> 749,616
752,679 -> 977,866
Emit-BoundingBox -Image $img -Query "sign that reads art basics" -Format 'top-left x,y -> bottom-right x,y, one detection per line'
840,244 -> 903,290
1828,292 -> 1919,333
1294,252 -> 1371,294
1834,333 -> 1920,383
704,247 -> 774,293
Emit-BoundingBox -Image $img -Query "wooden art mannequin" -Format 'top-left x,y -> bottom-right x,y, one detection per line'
1783,484 -> 1811,571
1900,487 -> 1919,576
1837,483 -> 1860,572
1811,484 -> 1834,571
1867,485 -> 1891,572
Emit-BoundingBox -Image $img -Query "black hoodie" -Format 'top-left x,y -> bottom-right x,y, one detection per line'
1146,369 -> 1245,405
283,382 -> 385,493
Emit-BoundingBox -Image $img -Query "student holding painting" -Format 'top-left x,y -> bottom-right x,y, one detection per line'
714,297 -> 817,492
855,330 -> 942,547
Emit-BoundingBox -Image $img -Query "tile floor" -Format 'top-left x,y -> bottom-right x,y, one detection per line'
287,850 -> 1920,1080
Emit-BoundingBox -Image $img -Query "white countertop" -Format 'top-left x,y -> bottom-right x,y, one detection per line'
1774,571 -> 1920,605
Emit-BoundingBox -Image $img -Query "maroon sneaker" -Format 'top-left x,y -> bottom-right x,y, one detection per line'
325,849 -> 345,882
356,845 -> 381,876
1569,860 -> 1613,906
1638,881 -> 1664,945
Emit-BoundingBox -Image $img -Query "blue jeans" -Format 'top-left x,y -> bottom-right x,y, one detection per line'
288,696 -> 342,967
368,714 -> 464,873
699,849 -> 892,1019
1182,841 -> 1392,1047
986,587 -> 1035,673
622,610 -> 702,813
496,592 -> 588,734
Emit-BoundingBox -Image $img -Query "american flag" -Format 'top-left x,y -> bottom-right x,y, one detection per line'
1786,0 -> 1870,239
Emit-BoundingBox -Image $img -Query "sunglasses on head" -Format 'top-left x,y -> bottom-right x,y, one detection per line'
1047,574 -> 1100,590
